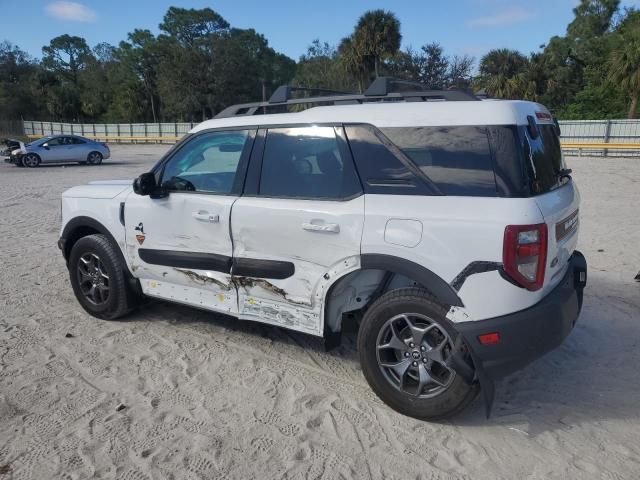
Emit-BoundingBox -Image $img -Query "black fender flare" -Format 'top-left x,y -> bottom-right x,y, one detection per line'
360,254 -> 464,307
59,216 -> 122,264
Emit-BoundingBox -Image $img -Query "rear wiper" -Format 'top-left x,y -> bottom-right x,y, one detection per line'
556,168 -> 572,181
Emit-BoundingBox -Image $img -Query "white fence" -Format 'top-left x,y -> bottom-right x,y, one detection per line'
22,119 -> 640,155
23,121 -> 195,142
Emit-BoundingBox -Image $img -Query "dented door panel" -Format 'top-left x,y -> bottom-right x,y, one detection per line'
230,196 -> 365,335
124,191 -> 239,314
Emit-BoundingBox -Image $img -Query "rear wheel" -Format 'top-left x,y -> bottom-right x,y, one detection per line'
22,153 -> 40,168
68,234 -> 137,320
357,288 -> 479,420
87,151 -> 103,165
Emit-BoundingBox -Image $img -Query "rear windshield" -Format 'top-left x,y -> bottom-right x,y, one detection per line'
379,126 -> 497,196
519,124 -> 566,195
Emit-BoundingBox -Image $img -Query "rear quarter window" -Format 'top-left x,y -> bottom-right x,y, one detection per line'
379,126 -> 497,197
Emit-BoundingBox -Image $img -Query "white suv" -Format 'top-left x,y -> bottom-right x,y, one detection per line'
59,78 -> 587,420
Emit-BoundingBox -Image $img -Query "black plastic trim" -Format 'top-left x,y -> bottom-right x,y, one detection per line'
456,251 -> 586,381
232,258 -> 295,279
450,261 -> 502,292
360,254 -> 463,307
60,216 -> 121,263
138,249 -> 232,273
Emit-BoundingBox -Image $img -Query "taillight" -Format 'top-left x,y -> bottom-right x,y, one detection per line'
101,142 -> 109,149
503,223 -> 548,291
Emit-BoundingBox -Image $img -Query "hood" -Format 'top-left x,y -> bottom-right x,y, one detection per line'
63,181 -> 132,199
88,179 -> 133,186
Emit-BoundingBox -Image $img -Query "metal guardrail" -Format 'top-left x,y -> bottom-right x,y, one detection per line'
22,119 -> 640,155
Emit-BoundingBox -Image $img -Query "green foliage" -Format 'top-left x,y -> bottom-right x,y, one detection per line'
0,3 -> 637,122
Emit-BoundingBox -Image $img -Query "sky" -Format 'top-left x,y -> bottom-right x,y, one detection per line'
1,0 -> 636,62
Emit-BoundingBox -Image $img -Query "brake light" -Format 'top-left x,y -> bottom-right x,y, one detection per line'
101,142 -> 109,149
503,223 -> 548,291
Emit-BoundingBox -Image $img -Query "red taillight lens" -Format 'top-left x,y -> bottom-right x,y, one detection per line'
503,223 -> 548,291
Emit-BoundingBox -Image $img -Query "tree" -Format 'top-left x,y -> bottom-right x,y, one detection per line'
420,43 -> 449,89
475,49 -> 529,98
607,29 -> 640,118
346,9 -> 402,82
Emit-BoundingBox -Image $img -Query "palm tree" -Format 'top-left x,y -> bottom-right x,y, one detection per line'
352,10 -> 402,78
608,32 -> 640,119
476,49 -> 530,99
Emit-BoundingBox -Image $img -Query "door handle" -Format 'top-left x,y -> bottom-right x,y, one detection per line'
192,211 -> 220,223
302,221 -> 340,233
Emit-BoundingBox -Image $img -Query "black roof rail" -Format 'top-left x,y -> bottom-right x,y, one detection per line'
215,77 -> 478,118
269,85 -> 353,103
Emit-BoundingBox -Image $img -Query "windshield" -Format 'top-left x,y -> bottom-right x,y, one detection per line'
28,136 -> 52,147
519,124 -> 567,195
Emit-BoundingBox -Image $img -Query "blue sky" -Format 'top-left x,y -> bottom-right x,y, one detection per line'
2,0 -> 636,62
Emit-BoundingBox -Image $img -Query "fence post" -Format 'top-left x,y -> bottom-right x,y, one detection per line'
159,123 -> 162,144
81,123 -> 85,136
130,123 -> 133,144
71,123 -> 74,135
50,122 -> 53,135
144,123 -> 148,144
41,121 -> 44,136
603,119 -> 612,157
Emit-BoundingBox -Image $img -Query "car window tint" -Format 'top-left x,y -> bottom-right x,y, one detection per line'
380,126 -> 497,197
72,137 -> 86,144
259,126 -> 361,199
344,125 -> 432,195
160,130 -> 250,194
47,137 -> 63,146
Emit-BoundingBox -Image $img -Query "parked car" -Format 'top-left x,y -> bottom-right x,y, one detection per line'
58,78 -> 587,420
11,135 -> 110,167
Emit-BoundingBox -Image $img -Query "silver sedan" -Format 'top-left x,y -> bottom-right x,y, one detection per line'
17,135 -> 111,167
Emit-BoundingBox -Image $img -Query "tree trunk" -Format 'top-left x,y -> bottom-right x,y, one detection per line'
628,93 -> 638,119
149,92 -> 157,123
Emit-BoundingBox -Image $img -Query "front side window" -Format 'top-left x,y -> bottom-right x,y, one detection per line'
380,126 -> 497,196
160,130 -> 251,194
259,126 -> 361,199
46,137 -> 63,146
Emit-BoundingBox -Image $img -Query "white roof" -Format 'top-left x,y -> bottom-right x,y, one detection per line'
190,100 -> 550,133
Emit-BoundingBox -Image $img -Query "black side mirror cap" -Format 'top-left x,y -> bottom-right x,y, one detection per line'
133,172 -> 157,196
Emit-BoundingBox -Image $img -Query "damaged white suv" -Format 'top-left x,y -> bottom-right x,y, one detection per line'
59,78 -> 587,419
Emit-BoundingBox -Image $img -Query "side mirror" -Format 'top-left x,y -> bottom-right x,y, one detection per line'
133,172 -> 157,196
42,143 -> 49,149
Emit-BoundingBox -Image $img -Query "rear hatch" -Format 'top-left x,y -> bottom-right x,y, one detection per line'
521,111 -> 579,293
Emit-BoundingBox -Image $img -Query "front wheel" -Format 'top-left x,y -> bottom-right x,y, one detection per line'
357,288 -> 479,420
87,151 -> 103,165
22,153 -> 40,168
68,234 -> 137,320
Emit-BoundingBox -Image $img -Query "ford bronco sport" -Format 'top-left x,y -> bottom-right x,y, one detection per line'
59,78 -> 587,419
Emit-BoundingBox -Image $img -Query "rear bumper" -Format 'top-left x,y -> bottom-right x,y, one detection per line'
457,250 -> 587,380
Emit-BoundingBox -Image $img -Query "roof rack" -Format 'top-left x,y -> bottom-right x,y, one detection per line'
215,77 -> 478,118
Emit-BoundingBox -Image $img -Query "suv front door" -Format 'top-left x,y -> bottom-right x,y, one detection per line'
124,129 -> 255,314
230,125 -> 364,335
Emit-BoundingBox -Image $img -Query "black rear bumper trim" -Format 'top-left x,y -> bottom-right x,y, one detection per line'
457,250 -> 587,380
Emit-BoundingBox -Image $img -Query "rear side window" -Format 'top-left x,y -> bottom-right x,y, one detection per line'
259,126 -> 361,199
520,124 -> 566,195
380,126 -> 497,196
344,125 -> 436,195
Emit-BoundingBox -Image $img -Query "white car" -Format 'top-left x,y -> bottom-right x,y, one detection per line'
58,78 -> 587,420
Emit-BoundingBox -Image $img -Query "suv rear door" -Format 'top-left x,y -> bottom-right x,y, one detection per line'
230,125 -> 364,336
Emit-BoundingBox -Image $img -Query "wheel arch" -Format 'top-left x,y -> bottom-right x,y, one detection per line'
322,254 -> 463,338
60,216 -> 121,265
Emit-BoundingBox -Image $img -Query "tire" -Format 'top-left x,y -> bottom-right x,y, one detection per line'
68,234 -> 137,320
357,287 -> 479,420
87,151 -> 103,165
14,157 -> 25,167
22,153 -> 40,168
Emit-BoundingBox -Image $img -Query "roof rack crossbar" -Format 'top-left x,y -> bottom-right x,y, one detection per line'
269,85 -> 353,103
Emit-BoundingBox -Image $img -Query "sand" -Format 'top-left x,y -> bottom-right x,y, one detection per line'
0,145 -> 639,479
